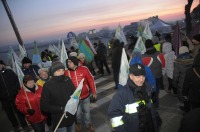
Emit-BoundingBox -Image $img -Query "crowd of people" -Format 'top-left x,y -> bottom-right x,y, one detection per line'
0,32 -> 200,132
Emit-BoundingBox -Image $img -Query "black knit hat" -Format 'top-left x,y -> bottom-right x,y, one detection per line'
129,63 -> 146,76
0,60 -> 5,65
67,56 -> 79,66
22,57 -> 32,64
50,61 -> 65,75
193,34 -> 200,43
165,34 -> 172,41
145,39 -> 154,49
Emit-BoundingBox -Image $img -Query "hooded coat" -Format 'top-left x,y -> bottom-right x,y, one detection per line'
162,42 -> 176,79
173,53 -> 193,99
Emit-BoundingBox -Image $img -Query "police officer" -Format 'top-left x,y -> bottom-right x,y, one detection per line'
108,63 -> 161,132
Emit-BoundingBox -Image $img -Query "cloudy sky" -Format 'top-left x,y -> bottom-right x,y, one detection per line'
0,0 -> 199,46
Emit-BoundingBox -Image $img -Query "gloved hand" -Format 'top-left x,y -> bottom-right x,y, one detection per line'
90,94 -> 97,103
27,109 -> 35,116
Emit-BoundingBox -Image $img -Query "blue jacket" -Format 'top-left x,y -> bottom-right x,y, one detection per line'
108,79 -> 160,132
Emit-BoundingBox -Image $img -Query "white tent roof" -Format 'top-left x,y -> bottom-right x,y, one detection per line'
150,19 -> 172,34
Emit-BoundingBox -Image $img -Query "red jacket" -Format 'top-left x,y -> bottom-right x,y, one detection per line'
15,85 -> 46,123
65,66 -> 96,99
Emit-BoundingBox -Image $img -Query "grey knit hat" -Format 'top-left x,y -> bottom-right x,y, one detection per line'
50,61 -> 65,75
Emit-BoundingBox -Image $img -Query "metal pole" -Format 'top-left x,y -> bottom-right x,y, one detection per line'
1,0 -> 24,46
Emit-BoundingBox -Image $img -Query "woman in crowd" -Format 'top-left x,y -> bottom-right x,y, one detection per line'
16,75 -> 46,132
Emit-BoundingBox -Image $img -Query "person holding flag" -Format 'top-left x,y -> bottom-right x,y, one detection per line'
40,61 -> 76,132
0,60 -> 30,132
15,75 -> 46,132
65,56 -> 97,132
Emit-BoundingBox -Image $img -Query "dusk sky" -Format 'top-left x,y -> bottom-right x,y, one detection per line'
0,0 -> 199,46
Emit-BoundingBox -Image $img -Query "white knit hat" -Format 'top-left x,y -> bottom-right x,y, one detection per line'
179,46 -> 189,55
69,52 -> 77,57
78,53 -> 85,59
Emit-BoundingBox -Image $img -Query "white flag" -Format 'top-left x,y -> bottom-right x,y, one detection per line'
10,47 -> 22,67
115,24 -> 128,45
60,40 -> 68,67
119,48 -> 129,86
19,44 -> 27,61
64,78 -> 84,115
133,37 -> 146,54
142,23 -> 153,40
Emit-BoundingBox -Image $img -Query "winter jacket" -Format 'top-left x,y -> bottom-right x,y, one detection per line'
65,66 -> 96,99
162,42 -> 176,79
96,43 -> 107,61
40,75 -> 76,129
173,58 -> 193,92
22,65 -> 40,82
111,47 -> 123,73
182,67 -> 200,104
0,68 -> 20,100
79,60 -> 95,75
15,85 -> 46,123
142,52 -> 165,78
182,53 -> 200,104
108,79 -> 160,132
192,44 -> 200,58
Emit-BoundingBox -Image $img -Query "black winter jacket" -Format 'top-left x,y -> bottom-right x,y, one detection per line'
0,68 -> 20,100
40,75 -> 76,129
111,47 -> 123,73
22,65 -> 40,82
182,67 -> 200,104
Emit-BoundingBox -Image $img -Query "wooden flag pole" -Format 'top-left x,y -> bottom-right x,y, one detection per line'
54,113 -> 66,132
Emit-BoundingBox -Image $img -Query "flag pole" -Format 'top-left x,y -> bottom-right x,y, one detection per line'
22,84 -> 32,109
12,52 -> 32,109
54,113 -> 65,132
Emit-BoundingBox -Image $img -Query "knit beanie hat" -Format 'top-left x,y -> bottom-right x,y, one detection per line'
78,53 -> 85,59
67,56 -> 79,66
145,39 -> 154,49
50,61 -> 65,75
152,36 -> 159,44
179,46 -> 189,55
69,52 -> 77,57
0,60 -> 5,65
129,63 -> 146,76
164,34 -> 172,41
193,34 -> 200,43
22,57 -> 32,64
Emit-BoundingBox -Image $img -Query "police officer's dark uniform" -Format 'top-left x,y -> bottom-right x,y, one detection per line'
108,63 -> 161,132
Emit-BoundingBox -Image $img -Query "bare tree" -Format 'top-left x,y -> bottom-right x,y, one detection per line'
185,0 -> 194,35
